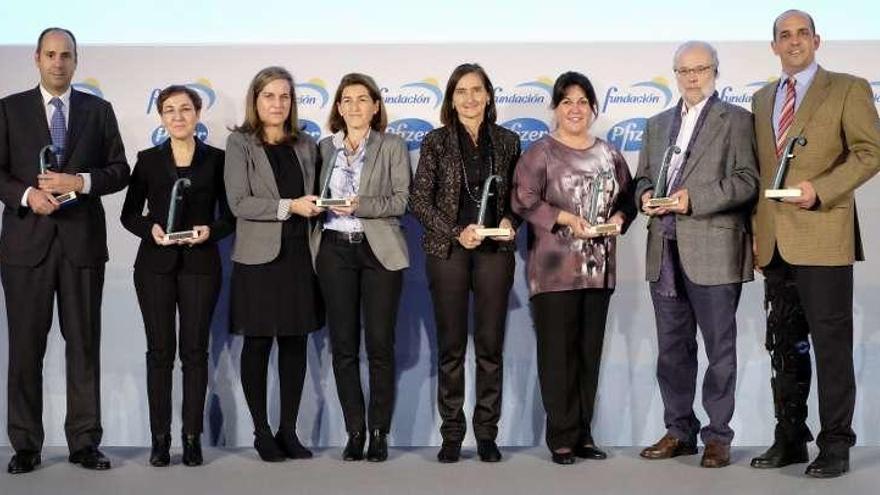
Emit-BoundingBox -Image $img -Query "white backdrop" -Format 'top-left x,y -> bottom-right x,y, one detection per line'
1,41 -> 879,448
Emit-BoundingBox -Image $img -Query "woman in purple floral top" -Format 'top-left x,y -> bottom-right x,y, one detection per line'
512,72 -> 636,465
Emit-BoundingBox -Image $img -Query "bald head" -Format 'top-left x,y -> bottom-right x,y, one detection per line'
773,10 -> 816,40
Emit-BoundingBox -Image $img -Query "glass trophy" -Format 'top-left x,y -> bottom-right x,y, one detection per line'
316,152 -> 353,207
474,175 -> 512,238
765,136 -> 807,199
163,178 -> 198,242
585,169 -> 620,236
645,144 -> 681,208
38,144 -> 77,206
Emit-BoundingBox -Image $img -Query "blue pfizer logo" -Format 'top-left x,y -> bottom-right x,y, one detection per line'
386,119 -> 434,151
299,119 -> 322,141
151,122 -> 209,146
607,118 -> 647,152
501,118 -> 549,151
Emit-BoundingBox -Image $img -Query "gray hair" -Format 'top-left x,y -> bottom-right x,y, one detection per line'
673,40 -> 719,75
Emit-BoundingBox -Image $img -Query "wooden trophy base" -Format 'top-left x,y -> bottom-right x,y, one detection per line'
645,196 -> 678,208
316,198 -> 352,207
587,223 -> 621,237
475,227 -> 512,238
764,188 -> 802,199
164,230 -> 199,242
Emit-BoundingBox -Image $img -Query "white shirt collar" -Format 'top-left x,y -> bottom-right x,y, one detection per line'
39,84 -> 72,110
681,95 -> 710,117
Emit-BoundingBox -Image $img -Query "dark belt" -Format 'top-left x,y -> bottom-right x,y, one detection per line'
324,229 -> 365,244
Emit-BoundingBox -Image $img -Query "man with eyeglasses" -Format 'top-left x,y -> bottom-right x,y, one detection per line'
0,27 -> 129,474
749,10 -> 880,478
633,40 -> 758,468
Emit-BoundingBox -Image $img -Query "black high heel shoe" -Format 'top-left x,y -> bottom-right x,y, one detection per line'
275,430 -> 313,459
366,429 -> 388,462
254,431 -> 286,462
342,431 -> 366,461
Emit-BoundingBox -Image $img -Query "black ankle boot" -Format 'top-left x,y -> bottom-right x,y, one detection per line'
342,431 -> 366,461
366,429 -> 388,462
182,433 -> 203,466
149,434 -> 171,467
275,430 -> 313,459
254,431 -> 286,462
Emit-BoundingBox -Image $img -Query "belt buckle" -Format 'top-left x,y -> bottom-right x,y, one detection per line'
347,231 -> 364,244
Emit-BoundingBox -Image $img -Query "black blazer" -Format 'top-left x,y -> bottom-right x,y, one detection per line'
0,87 -> 130,267
121,140 -> 234,274
410,123 -> 522,259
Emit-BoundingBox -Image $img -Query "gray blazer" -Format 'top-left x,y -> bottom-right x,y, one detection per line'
224,131 -> 319,265
633,100 -> 759,286
314,131 -> 411,271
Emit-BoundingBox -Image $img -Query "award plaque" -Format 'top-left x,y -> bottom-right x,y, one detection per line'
474,175 -> 513,238
163,178 -> 198,242
38,144 -> 78,206
765,136 -> 807,200
316,156 -> 353,207
585,169 -> 620,237
645,144 -> 682,208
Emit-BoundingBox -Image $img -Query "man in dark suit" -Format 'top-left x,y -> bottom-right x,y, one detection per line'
749,10 -> 880,478
0,27 -> 129,474
633,41 -> 758,469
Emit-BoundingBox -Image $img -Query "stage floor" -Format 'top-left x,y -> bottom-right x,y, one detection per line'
3,446 -> 879,494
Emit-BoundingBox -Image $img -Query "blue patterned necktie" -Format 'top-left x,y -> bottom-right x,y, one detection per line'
49,97 -> 67,168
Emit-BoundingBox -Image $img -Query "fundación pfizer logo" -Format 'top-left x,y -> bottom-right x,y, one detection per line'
602,77 -> 673,113
719,81 -> 771,107
501,118 -> 550,151
72,78 -> 104,98
146,78 -> 217,114
495,78 -> 553,106
607,118 -> 647,152
382,79 -> 443,109
151,123 -> 209,146
386,119 -> 434,151
299,119 -> 323,141
295,79 -> 330,109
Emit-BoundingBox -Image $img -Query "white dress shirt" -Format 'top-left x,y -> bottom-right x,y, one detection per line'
666,96 -> 710,188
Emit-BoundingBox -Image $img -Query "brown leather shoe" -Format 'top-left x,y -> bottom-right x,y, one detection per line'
700,441 -> 730,468
640,434 -> 697,460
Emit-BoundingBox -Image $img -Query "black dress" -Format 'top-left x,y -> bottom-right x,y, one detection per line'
230,144 -> 324,336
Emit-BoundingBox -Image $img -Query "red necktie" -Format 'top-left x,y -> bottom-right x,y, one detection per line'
775,77 -> 796,158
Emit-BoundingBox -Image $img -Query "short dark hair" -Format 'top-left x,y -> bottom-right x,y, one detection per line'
439,63 -> 497,127
551,71 -> 599,117
327,73 -> 387,133
773,9 -> 816,40
36,27 -> 78,61
157,85 -> 203,114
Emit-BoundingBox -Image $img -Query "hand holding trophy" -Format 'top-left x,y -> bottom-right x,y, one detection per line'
765,136 -> 807,200
163,177 -> 198,242
645,144 -> 681,208
316,153 -> 353,207
37,144 -> 78,206
474,175 -> 513,239
585,169 -> 621,237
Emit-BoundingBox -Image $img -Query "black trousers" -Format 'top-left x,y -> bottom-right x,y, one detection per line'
240,336 -> 308,435
426,247 -> 514,443
1,237 -> 104,453
316,234 -> 403,433
763,251 -> 856,454
531,288 -> 611,451
133,265 -> 220,436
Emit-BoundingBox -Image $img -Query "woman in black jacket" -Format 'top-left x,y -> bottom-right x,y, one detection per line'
410,63 -> 521,463
121,85 -> 233,467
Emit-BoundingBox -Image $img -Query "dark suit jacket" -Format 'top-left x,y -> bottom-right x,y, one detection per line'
410,123 -> 522,259
0,86 -> 129,267
634,99 -> 759,285
752,67 -> 880,267
120,140 -> 234,274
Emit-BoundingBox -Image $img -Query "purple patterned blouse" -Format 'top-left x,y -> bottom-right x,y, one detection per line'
512,136 -> 635,296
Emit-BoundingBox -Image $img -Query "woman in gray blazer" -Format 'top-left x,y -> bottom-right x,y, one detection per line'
314,73 -> 410,462
224,66 -> 323,463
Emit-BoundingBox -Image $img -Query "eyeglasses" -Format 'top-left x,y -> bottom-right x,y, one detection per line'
673,65 -> 715,77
